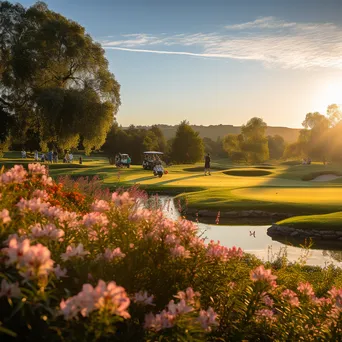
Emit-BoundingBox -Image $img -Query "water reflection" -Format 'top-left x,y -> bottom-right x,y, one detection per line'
150,196 -> 342,267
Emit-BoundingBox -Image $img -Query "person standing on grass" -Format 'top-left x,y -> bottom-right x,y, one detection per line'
204,153 -> 211,176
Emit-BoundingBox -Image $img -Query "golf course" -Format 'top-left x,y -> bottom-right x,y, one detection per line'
2,151 -> 342,231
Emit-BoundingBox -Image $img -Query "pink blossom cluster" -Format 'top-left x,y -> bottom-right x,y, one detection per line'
0,279 -> 21,298
60,280 -> 130,320
206,240 -> 243,261
91,199 -> 110,212
111,191 -> 135,207
144,299 -> 193,331
145,288 -> 218,333
32,189 -> 49,201
2,236 -> 54,280
0,165 -> 27,185
28,163 -> 47,175
281,289 -> 300,307
30,223 -> 64,241
175,287 -> 200,305
16,198 -> 51,213
170,245 -> 191,259
328,286 -> 342,308
61,244 -> 89,261
54,264 -> 68,279
102,247 -> 126,261
250,265 -> 277,288
82,212 -> 109,227
0,209 -> 11,224
198,307 -> 219,331
133,291 -> 154,306
255,309 -> 276,323
297,282 -> 315,298
42,207 -> 79,228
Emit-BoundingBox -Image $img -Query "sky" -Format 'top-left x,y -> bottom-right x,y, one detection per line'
12,0 -> 342,128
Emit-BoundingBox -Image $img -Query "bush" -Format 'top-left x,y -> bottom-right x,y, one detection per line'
0,164 -> 341,341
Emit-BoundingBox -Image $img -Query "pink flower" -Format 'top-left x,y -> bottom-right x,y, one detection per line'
198,307 -> 219,331
0,165 -> 27,185
144,311 -> 175,331
167,299 -> 193,315
206,240 -> 243,261
2,236 -> 30,265
175,287 -> 200,305
91,199 -> 110,212
0,279 -> 21,298
133,291 -> 154,306
30,223 -> 64,241
250,266 -> 277,288
261,293 -> 274,307
54,264 -> 68,279
281,289 -> 300,307
32,189 -> 49,201
94,280 -> 131,318
170,245 -> 191,259
41,175 -> 53,186
61,244 -> 89,261
28,163 -> 47,175
2,236 -> 54,279
60,280 -> 130,320
82,212 -> 109,227
103,247 -> 126,261
111,191 -> 135,207
255,309 -> 276,323
328,287 -> 342,308
16,198 -> 50,213
297,282 -> 315,298
0,209 -> 11,224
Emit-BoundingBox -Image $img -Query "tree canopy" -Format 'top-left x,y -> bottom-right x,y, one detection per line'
0,1 -> 120,153
223,117 -> 269,163
170,121 -> 204,164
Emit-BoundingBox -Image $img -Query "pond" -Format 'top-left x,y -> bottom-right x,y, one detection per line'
152,196 -> 342,267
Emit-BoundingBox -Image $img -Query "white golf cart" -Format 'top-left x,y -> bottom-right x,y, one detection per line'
142,151 -> 165,177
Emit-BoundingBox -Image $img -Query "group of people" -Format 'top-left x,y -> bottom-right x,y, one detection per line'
34,150 -> 60,163
20,149 -> 77,164
302,158 -> 312,165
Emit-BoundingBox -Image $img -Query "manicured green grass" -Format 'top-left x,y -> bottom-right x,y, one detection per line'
3,152 -> 342,216
277,212 -> 342,231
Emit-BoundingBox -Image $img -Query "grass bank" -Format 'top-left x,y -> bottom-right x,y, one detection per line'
276,211 -> 342,231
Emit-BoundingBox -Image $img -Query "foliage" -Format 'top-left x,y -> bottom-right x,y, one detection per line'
0,163 -> 342,341
284,105 -> 342,162
223,117 -> 269,163
102,124 -> 167,164
202,137 -> 225,158
0,1 -> 120,153
170,121 -> 204,164
267,135 -> 285,160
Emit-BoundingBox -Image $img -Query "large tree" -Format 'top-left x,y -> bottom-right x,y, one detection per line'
170,121 -> 204,164
224,117 -> 269,163
0,1 -> 120,153
267,135 -> 285,160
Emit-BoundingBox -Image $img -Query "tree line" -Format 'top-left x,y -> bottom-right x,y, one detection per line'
283,104 -> 342,163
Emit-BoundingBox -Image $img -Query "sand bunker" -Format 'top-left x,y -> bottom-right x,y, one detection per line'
311,174 -> 342,182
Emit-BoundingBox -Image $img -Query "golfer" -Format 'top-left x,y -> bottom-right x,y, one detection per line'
204,153 -> 211,176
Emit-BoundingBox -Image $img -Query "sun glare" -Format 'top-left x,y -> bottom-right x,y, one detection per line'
318,80 -> 342,113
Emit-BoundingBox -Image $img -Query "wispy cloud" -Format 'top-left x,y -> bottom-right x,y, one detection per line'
101,17 -> 342,69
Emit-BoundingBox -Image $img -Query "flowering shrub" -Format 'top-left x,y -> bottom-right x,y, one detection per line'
0,163 -> 342,341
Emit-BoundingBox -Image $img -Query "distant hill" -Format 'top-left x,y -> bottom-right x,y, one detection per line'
130,124 -> 300,143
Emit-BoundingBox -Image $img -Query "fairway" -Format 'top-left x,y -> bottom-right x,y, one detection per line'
233,187 -> 342,206
2,153 -> 342,216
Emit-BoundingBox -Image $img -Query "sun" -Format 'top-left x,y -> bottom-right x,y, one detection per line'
318,80 -> 342,112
